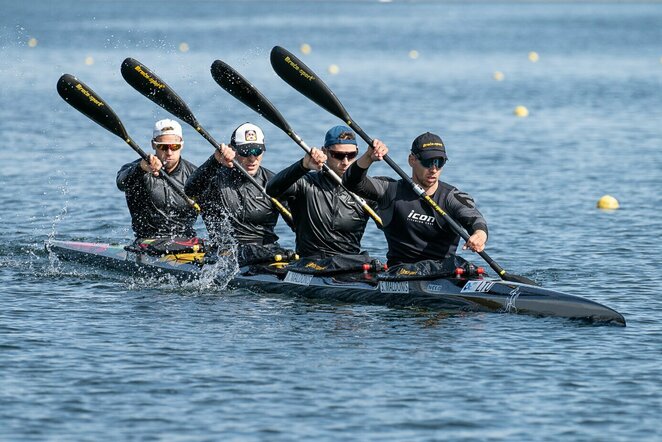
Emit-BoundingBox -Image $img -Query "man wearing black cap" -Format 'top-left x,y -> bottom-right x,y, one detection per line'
185,122 -> 283,249
343,132 -> 488,267
266,125 -> 373,258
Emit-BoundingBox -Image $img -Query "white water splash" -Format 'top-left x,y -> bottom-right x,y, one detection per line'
198,211 -> 240,290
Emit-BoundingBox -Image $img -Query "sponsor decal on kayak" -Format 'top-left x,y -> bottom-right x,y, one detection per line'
426,283 -> 446,293
284,271 -> 313,286
379,281 -> 409,294
305,262 -> 326,271
460,280 -> 495,293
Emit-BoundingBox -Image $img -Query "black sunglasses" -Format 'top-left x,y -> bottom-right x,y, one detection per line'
237,147 -> 264,157
327,149 -> 358,161
418,157 -> 446,169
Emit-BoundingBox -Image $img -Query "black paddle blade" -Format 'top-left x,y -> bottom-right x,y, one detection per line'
210,60 -> 291,134
57,74 -> 128,140
270,46 -> 351,123
120,57 -> 199,128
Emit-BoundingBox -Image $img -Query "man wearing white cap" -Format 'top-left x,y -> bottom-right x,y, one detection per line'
185,122 -> 283,249
117,119 -> 198,239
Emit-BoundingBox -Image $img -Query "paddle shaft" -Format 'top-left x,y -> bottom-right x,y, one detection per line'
269,46 -> 536,284
56,74 -> 200,212
349,123 -> 511,277
125,138 -> 200,212
209,60 -> 381,227
120,58 -> 294,228
194,125 -> 293,222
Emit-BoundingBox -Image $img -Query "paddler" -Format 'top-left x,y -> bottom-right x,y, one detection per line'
184,122 -> 286,253
116,119 -> 198,240
265,125 -> 376,258
342,132 -> 488,267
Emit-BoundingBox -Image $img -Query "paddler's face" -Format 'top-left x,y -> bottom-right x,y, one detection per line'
409,154 -> 443,189
152,134 -> 183,168
235,146 -> 264,176
323,144 -> 359,176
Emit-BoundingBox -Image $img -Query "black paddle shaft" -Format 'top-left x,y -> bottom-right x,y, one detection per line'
269,46 -> 538,286
120,58 -> 294,230
56,74 -> 200,212
210,59 -> 382,227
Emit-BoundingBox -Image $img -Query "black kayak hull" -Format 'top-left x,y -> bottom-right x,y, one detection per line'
47,240 -> 626,326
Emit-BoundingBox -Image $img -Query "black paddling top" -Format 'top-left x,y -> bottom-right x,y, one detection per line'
266,159 -> 373,258
184,155 -> 279,246
116,158 -> 198,239
343,162 -> 488,266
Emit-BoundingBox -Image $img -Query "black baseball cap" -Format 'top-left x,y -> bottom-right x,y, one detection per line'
411,132 -> 447,160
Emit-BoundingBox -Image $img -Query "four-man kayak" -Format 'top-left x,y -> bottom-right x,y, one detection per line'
47,240 -> 626,326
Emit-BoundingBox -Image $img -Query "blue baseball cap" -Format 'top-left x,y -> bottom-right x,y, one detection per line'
323,125 -> 357,148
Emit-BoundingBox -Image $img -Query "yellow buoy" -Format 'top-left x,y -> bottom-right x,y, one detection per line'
328,64 -> 340,75
493,71 -> 505,81
514,105 -> 529,117
528,51 -> 539,62
300,43 -> 311,55
408,50 -> 419,59
84,56 -> 94,66
179,42 -> 190,53
28,37 -> 38,48
597,195 -> 619,210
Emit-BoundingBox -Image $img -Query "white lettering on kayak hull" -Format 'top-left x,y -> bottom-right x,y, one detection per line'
461,280 -> 495,293
284,271 -> 313,286
379,281 -> 409,294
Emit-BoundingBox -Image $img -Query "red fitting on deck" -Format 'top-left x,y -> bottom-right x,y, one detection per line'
362,263 -> 371,272
477,267 -> 485,275
455,267 -> 465,277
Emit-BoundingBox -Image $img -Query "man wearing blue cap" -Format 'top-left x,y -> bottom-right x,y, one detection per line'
266,125 -> 373,258
343,132 -> 488,267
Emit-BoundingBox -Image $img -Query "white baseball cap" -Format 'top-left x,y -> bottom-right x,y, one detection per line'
152,119 -> 183,140
230,122 -> 265,150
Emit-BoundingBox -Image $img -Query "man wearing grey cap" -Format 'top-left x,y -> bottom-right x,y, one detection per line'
117,119 -> 198,239
343,132 -> 488,267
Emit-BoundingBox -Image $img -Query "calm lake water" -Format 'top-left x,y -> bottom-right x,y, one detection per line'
1,1 -> 661,440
